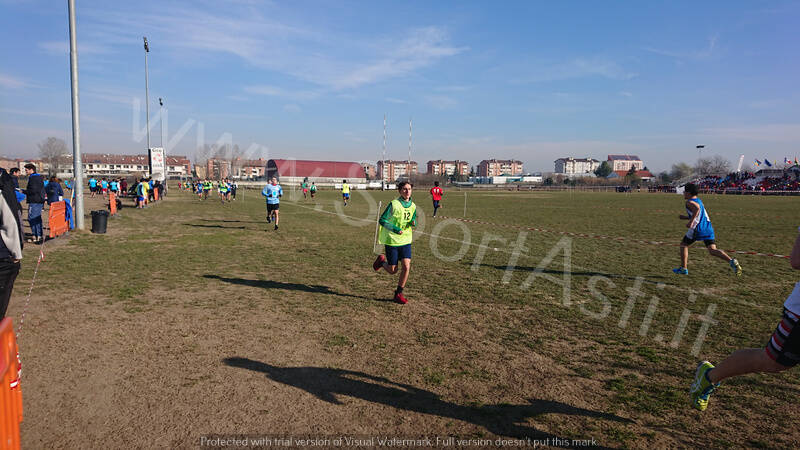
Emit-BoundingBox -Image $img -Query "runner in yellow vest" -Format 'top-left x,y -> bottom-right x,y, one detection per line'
372,181 -> 416,304
341,179 -> 350,206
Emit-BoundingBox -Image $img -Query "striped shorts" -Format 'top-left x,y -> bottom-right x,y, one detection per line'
765,309 -> 800,367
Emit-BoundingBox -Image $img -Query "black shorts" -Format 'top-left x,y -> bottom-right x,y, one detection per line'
765,309 -> 800,367
267,203 -> 279,213
681,236 -> 715,247
385,244 -> 411,266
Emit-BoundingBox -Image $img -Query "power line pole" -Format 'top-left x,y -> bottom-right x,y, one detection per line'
68,0 -> 85,229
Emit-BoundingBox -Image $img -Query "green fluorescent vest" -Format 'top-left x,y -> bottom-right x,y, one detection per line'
379,199 -> 415,246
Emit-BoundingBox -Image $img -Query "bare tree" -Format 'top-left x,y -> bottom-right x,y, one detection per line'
670,162 -> 693,180
695,155 -> 731,176
38,137 -> 68,176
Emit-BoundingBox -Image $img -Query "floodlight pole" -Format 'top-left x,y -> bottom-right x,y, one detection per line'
381,113 -> 387,190
68,0 -> 85,230
159,97 -> 167,192
144,37 -> 151,153
159,97 -> 164,148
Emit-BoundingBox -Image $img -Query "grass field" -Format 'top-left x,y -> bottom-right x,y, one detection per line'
9,187 -> 800,448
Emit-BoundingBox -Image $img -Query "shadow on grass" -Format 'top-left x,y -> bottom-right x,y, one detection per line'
203,274 -> 371,300
224,357 -> 630,446
200,219 -> 266,224
183,223 -> 247,229
476,264 -> 668,285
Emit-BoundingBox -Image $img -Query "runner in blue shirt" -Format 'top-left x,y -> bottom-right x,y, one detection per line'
261,177 -> 283,230
673,183 -> 742,276
88,177 -> 98,197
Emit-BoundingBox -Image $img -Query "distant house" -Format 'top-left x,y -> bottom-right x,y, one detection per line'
377,160 -> 419,181
58,153 -> 190,179
607,169 -> 654,181
554,157 -> 600,177
232,157 -> 268,179
478,159 -> 523,177
360,162 -> 376,179
607,154 -> 644,172
426,160 -> 470,177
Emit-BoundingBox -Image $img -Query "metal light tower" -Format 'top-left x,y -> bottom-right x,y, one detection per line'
159,97 -> 167,192
68,0 -> 85,229
143,37 -> 151,152
696,144 -> 705,160
408,117 -> 412,180
159,97 -> 164,148
382,113 -> 387,186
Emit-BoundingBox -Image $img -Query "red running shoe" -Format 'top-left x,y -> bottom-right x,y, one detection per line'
394,292 -> 408,304
373,254 -> 386,271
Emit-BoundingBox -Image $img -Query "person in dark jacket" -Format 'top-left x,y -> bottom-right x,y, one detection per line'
23,163 -> 45,244
45,176 -> 64,205
8,168 -> 20,189
0,168 -> 23,319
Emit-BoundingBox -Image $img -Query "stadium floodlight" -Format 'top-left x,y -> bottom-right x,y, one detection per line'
158,98 -> 164,148
68,0 -> 85,229
696,145 -> 705,159
143,36 -> 151,151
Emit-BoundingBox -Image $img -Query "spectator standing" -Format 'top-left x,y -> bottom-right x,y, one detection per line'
0,168 -> 23,319
23,163 -> 45,244
45,176 -> 64,205
8,168 -> 20,189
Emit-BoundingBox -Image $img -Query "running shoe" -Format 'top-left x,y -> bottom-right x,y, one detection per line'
394,292 -> 408,304
672,267 -> 689,275
373,254 -> 386,271
690,361 -> 719,411
729,259 -> 742,277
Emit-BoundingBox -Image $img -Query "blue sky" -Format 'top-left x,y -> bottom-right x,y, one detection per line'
1,0 -> 799,173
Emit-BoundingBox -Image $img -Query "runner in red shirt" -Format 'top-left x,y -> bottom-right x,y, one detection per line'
430,181 -> 443,217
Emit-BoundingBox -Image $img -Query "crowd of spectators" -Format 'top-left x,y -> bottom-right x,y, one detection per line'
695,169 -> 800,192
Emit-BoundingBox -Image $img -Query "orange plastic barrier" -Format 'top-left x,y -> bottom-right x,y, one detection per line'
0,318 -> 23,450
109,192 -> 117,216
48,201 -> 69,239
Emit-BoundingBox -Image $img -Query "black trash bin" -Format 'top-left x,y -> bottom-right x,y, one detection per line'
91,210 -> 109,234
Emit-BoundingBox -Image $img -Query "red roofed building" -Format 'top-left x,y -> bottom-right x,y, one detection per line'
266,159 -> 367,184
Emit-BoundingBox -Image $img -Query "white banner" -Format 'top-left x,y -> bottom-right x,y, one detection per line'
149,147 -> 166,181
